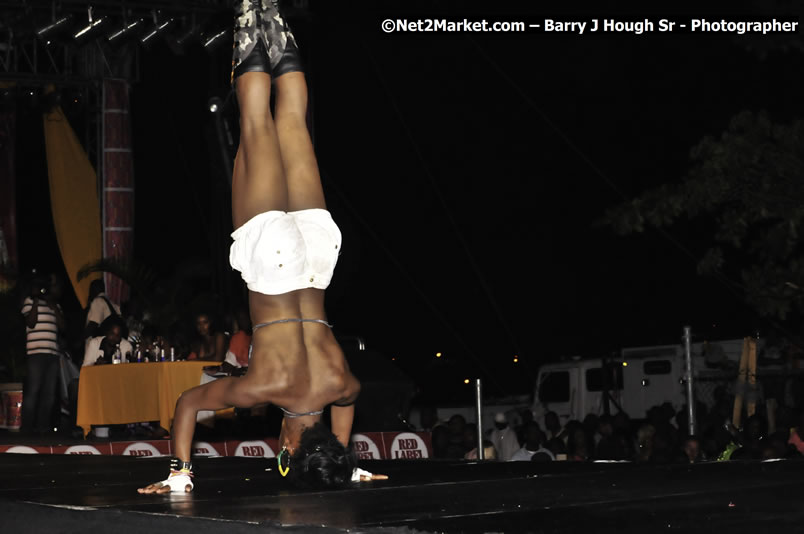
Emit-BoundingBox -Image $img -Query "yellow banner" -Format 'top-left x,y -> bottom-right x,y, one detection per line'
42,93 -> 102,307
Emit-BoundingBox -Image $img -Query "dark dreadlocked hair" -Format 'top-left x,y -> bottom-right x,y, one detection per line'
286,422 -> 357,489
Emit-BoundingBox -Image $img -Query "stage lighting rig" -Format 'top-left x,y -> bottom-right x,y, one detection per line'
202,28 -> 228,51
74,6 -> 107,41
140,10 -> 175,46
107,18 -> 145,44
36,15 -> 73,42
166,14 -> 202,55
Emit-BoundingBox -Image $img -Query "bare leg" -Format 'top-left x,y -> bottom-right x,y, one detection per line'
274,71 -> 326,211
272,73 -> 360,417
232,72 -> 288,228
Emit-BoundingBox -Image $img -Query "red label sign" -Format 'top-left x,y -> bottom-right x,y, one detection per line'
351,433 -> 383,460
232,440 -> 275,458
389,432 -> 430,459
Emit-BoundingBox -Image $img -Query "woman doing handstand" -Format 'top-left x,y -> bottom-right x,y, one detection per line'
139,0 -> 384,493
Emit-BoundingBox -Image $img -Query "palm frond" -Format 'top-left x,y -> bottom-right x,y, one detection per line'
77,257 -> 159,297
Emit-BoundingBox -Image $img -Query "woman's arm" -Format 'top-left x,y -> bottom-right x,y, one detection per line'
213,332 -> 227,362
330,404 -> 355,448
330,375 -> 361,447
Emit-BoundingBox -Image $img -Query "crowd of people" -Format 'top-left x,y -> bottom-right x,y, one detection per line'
428,399 -> 804,464
17,265 -> 804,470
17,267 -> 804,468
17,269 -> 252,436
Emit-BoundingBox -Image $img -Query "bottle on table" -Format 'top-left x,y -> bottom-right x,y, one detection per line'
170,347 -> 175,362
149,341 -> 159,362
112,344 -> 122,364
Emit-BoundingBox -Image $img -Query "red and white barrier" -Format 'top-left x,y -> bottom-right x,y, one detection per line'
0,432 -> 433,458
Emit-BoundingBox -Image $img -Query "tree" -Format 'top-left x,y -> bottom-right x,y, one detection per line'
604,110 -> 804,320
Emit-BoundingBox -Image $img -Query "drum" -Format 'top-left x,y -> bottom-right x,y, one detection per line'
3,390 -> 23,431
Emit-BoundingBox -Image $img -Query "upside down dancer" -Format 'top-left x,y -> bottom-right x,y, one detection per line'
139,0 -> 386,493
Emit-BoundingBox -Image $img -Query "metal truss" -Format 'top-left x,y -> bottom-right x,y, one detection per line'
0,0 -> 308,83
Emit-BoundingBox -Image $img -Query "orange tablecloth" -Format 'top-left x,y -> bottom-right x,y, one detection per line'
76,361 -> 211,436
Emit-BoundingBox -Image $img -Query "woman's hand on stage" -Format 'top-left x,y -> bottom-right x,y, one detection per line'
137,479 -> 192,494
357,472 -> 389,482
352,467 -> 388,482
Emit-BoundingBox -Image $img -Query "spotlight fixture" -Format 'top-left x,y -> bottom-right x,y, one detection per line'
36,15 -> 73,40
202,28 -> 229,51
74,7 -> 107,40
141,11 -> 175,46
208,96 -> 222,114
107,18 -> 145,44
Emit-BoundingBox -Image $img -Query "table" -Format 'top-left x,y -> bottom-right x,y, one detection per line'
76,360 -> 212,437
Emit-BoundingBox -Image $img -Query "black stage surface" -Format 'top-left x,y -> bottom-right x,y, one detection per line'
1,453 -> 803,533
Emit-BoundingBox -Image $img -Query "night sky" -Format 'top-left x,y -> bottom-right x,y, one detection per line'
14,0 -> 804,398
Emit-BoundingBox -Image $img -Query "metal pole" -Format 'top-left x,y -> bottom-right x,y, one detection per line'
475,378 -> 484,460
683,326 -> 696,436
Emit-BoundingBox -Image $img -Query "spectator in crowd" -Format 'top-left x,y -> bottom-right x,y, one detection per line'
594,415 -> 620,460
566,423 -> 591,461
84,279 -> 120,340
446,414 -> 468,458
123,297 -> 146,345
188,312 -> 227,362
511,421 -> 554,461
582,413 -> 599,449
612,411 -> 631,438
462,422 -> 479,454
431,424 -> 450,458
226,307 -> 252,369
788,410 -> 804,455
737,413 -> 767,459
83,315 -> 133,367
418,405 -> 444,432
20,272 -> 66,434
195,310 -> 252,428
544,410 -> 563,441
646,404 -> 678,464
679,435 -> 704,463
515,408 -> 534,445
761,429 -> 792,460
546,436 -> 568,460
490,412 -> 520,462
635,424 -> 656,463
167,321 -> 192,360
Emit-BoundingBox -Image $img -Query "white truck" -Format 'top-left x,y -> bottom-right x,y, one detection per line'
532,338 -> 770,425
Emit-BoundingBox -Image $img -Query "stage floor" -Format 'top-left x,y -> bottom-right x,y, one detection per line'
1,452 -> 803,533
